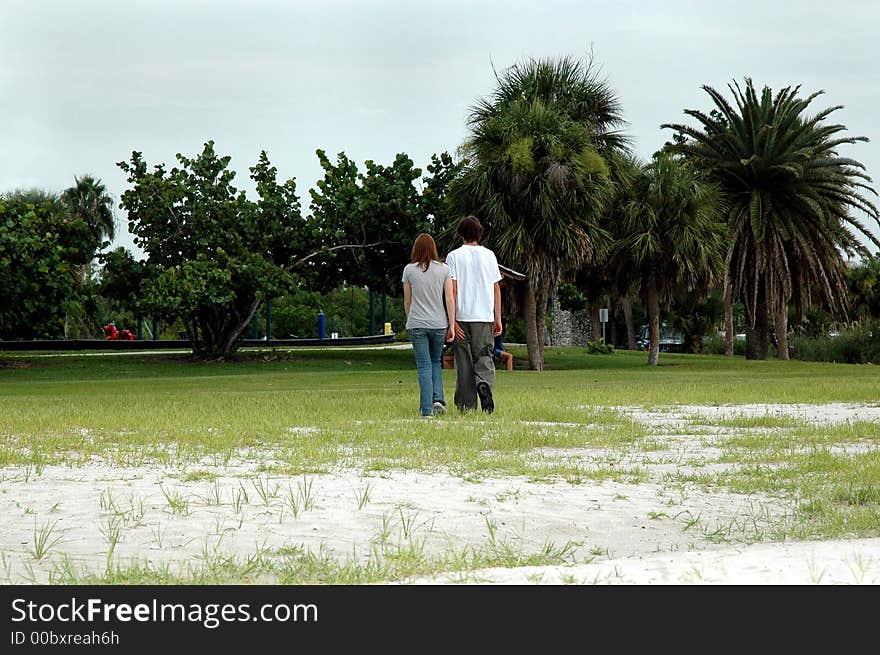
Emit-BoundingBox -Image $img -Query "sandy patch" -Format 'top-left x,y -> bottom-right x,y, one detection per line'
612,402 -> 880,427
408,538 -> 880,584
0,462 -> 784,583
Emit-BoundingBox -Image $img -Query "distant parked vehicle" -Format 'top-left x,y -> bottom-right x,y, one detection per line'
636,323 -> 684,352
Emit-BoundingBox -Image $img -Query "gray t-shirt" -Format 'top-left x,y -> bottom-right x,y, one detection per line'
402,261 -> 451,329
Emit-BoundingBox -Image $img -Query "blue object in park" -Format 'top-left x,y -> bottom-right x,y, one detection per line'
317,311 -> 326,340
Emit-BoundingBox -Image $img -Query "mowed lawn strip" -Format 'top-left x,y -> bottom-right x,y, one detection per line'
1,348 -> 878,476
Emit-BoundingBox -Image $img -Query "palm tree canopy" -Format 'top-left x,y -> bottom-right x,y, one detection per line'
620,152 -> 727,306
662,78 -> 880,320
62,175 -> 116,244
451,55 -> 629,292
472,55 -> 630,156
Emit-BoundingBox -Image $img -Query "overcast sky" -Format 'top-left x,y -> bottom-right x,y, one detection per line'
2,0 -> 879,256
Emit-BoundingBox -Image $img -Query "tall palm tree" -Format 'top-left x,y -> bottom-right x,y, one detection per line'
62,175 -> 116,245
450,55 -> 626,369
663,79 -> 880,359
618,153 -> 727,366
566,151 -> 644,348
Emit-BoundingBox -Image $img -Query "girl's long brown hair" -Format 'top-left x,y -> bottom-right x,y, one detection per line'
410,233 -> 439,272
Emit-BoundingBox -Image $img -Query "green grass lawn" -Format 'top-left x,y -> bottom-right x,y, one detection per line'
2,347 -> 879,474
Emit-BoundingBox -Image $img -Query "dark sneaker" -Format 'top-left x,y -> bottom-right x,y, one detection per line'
476,382 -> 494,414
433,400 -> 447,415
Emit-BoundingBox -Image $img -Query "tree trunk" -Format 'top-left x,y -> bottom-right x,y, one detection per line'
775,303 -> 789,360
535,281 -> 549,366
219,298 -> 263,358
622,294 -> 637,350
723,271 -> 734,356
609,307 -> 618,347
646,276 -> 660,367
188,299 -> 264,360
746,281 -> 769,360
683,332 -> 702,354
524,284 -> 542,370
589,306 -> 601,341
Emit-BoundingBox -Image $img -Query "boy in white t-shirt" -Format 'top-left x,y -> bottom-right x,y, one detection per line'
445,216 -> 502,413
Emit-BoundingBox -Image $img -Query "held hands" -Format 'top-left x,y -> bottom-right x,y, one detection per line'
448,321 -> 502,340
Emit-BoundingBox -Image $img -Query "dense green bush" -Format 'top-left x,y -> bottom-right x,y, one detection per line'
701,334 -> 747,356
258,286 -> 406,339
789,322 -> 880,364
585,340 -> 613,354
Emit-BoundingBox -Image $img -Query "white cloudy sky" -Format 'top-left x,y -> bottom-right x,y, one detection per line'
2,0 -> 879,255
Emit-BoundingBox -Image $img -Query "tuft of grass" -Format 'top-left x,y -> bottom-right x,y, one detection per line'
31,519 -> 64,560
159,485 -> 191,516
252,474 -> 279,507
284,476 -> 316,518
198,480 -> 223,507
355,482 -> 372,510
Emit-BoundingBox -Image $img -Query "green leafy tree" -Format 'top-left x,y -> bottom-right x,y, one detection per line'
0,190 -> 97,339
451,55 -> 624,369
422,151 -> 468,254
118,141 -> 311,358
618,153 -> 727,365
95,246 -> 150,332
663,79 -> 880,359
308,150 -> 429,298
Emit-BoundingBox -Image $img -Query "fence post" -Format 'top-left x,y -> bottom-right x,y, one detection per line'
266,298 -> 272,342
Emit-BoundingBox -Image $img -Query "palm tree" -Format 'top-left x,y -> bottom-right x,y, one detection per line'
450,55 -> 626,369
845,254 -> 880,322
618,153 -> 727,366
663,79 -> 880,359
62,175 -> 116,245
670,288 -> 724,353
567,151 -> 644,349
481,54 -> 630,156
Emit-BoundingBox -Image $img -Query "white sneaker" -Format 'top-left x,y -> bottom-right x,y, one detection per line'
433,401 -> 447,415
420,414 -> 435,420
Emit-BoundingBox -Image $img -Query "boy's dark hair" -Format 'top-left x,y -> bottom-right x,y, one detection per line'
456,216 -> 484,243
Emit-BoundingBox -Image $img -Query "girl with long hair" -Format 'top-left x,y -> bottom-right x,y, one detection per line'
402,233 -> 455,417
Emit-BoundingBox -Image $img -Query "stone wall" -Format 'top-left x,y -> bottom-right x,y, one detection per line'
549,298 -> 593,347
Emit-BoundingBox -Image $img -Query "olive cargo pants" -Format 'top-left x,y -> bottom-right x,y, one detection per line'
453,321 -> 495,411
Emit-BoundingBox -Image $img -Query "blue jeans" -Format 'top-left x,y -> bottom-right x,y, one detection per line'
409,327 -> 447,416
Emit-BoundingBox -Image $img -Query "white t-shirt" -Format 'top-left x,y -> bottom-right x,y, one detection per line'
445,244 -> 501,322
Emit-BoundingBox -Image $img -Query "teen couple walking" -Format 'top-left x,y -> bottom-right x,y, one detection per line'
402,216 -> 502,418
